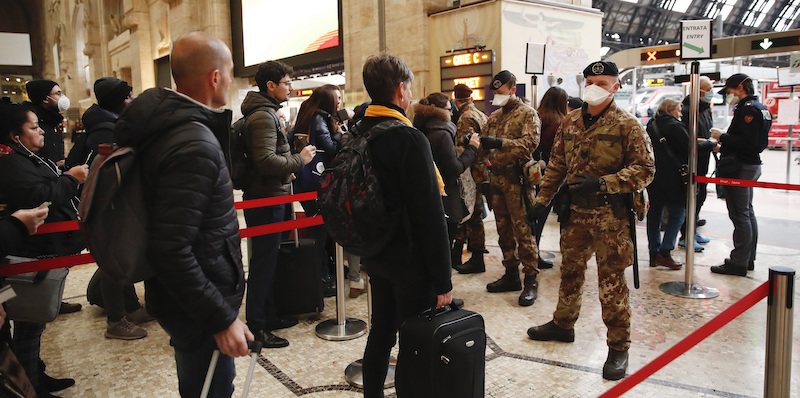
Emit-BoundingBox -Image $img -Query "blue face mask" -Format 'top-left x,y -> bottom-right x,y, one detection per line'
700,90 -> 714,103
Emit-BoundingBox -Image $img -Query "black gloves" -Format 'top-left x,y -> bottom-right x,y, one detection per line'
567,174 -> 601,195
526,203 -> 548,226
480,136 -> 504,150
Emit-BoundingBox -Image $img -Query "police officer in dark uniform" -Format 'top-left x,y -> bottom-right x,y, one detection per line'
710,73 -> 772,276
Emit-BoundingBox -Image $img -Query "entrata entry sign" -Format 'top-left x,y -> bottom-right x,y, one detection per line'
680,20 -> 713,60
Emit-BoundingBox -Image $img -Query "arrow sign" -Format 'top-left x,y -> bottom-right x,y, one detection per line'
760,38 -> 773,50
683,42 -> 704,54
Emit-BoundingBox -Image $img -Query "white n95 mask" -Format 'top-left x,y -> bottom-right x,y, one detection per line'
582,84 -> 611,106
492,94 -> 511,107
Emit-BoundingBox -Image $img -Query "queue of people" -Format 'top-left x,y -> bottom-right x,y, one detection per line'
0,28 -> 773,397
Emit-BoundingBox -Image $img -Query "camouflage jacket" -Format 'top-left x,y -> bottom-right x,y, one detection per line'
484,98 -> 540,170
455,100 -> 489,182
536,101 -> 655,206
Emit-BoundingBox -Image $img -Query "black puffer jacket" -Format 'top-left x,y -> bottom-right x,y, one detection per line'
0,146 -> 83,258
646,113 -> 690,205
115,87 -> 244,334
413,103 -> 478,223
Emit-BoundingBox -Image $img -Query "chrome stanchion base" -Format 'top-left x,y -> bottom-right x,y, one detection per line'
344,357 -> 396,389
315,318 -> 368,341
660,281 -> 720,299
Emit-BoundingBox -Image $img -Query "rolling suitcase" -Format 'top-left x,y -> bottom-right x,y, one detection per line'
396,304 -> 486,398
273,202 -> 324,316
201,341 -> 262,398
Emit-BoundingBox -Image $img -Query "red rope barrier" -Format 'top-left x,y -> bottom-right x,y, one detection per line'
34,220 -> 80,235
598,281 -> 770,398
240,215 -> 324,238
0,253 -> 95,277
696,175 -> 800,191
234,192 -> 317,210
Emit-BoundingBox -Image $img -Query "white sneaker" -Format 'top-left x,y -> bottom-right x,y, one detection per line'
349,278 -> 366,298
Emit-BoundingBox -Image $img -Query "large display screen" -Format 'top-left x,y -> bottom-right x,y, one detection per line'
241,0 -> 340,67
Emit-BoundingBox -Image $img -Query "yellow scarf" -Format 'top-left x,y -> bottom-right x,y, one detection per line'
365,105 -> 446,196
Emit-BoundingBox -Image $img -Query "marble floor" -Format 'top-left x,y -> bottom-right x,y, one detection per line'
38,150 -> 800,397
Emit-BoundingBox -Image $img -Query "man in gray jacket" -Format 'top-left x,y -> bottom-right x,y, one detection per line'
240,60 -> 314,348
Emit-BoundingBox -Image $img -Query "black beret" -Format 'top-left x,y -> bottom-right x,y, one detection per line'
718,73 -> 750,95
26,80 -> 58,104
453,84 -> 473,99
94,77 -> 132,111
583,61 -> 619,78
567,96 -> 584,110
491,70 -> 514,90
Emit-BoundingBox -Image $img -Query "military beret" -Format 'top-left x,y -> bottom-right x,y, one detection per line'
582,61 -> 619,78
26,80 -> 58,104
491,70 -> 514,90
718,73 -> 750,95
453,84 -> 473,99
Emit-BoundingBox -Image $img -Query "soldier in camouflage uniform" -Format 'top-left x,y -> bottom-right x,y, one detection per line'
479,71 -> 542,307
452,84 -> 490,274
526,61 -> 655,380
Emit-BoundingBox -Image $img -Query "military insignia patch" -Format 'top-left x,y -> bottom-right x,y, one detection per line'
592,63 -> 604,74
744,115 -> 753,123
492,79 -> 503,89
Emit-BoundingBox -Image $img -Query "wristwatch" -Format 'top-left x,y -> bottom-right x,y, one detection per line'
599,178 -> 607,192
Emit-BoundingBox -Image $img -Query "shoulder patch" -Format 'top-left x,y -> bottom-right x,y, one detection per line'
744,115 -> 753,123
762,109 -> 772,121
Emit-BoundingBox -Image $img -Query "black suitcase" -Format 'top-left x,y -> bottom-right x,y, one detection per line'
396,304 -> 486,398
274,237 -> 324,316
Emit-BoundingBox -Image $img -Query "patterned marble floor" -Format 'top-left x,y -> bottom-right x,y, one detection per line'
39,151 -> 800,397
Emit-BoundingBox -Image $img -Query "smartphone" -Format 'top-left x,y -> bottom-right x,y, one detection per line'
336,109 -> 351,122
38,201 -> 51,209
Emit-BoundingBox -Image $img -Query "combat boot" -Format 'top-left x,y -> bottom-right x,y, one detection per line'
456,252 -> 485,274
518,274 -> 538,306
486,267 -> 522,292
451,239 -> 465,268
602,348 -> 629,380
527,320 -> 574,342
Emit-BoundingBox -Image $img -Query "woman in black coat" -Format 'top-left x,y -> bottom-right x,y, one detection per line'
645,98 -> 690,270
412,92 -> 480,266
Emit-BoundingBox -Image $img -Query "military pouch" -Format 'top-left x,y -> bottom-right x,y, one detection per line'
521,159 -> 547,188
555,184 -> 571,224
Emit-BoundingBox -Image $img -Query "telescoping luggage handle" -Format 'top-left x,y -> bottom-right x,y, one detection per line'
200,340 -> 262,398
421,302 -> 460,320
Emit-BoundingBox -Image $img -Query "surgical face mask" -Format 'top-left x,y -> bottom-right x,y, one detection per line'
700,90 -> 714,103
582,84 -> 611,106
492,94 -> 511,107
726,93 -> 740,105
48,95 -> 71,113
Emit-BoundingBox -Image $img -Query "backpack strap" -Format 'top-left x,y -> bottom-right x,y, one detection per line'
361,119 -> 407,142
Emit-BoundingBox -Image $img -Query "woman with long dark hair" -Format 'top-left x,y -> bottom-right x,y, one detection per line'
0,102 -> 86,397
531,86 -> 568,269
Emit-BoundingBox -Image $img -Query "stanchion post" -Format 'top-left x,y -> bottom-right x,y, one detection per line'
764,266 -> 795,398
315,244 -> 368,341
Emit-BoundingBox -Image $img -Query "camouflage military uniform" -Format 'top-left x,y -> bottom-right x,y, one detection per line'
536,101 -> 654,351
454,100 -> 489,250
486,98 -> 540,276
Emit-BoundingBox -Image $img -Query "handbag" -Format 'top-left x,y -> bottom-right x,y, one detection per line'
651,120 -> 689,185
716,154 -> 741,178
4,257 -> 68,323
0,342 -> 36,398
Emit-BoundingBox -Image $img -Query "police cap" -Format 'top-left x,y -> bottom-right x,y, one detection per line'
718,73 -> 750,95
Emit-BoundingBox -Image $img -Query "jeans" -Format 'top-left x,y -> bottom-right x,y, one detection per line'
725,164 -> 761,267
243,196 -> 286,331
646,201 -> 686,256
158,318 -> 235,398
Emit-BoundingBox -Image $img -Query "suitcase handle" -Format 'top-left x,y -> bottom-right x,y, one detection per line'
421,303 -> 459,319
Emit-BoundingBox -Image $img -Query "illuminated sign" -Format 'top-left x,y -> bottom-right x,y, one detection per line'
750,35 -> 800,51
449,89 -> 485,101
442,51 -> 493,67
645,78 -> 665,87
453,77 -> 482,88
440,50 -> 494,110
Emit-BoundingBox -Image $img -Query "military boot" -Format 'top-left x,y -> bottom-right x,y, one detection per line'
486,267 -> 522,292
518,274 -> 538,306
451,239 -> 465,268
602,348 -> 629,380
527,320 -> 575,342
456,251 -> 485,274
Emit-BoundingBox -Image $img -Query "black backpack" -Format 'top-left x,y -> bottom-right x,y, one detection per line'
317,119 -> 405,257
229,106 -> 281,190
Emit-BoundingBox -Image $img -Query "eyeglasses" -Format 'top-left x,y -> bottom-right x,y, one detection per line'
277,80 -> 292,87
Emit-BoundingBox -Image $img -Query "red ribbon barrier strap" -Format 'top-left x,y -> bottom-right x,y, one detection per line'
240,215 -> 324,238
696,176 -> 800,191
34,220 -> 80,235
0,253 -> 95,277
598,281 -> 770,398
235,192 -> 318,210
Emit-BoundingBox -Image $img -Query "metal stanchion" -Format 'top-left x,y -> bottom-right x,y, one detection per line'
316,244 -> 368,340
345,274 -> 397,389
764,266 -> 795,398
661,61 -> 719,299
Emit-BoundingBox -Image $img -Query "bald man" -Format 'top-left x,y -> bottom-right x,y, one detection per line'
114,31 -> 253,397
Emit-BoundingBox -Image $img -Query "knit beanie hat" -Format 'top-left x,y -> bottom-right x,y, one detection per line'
94,77 -> 132,110
26,80 -> 58,104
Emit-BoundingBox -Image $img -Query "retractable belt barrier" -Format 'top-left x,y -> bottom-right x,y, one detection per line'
695,175 -> 800,191
0,192 -> 322,277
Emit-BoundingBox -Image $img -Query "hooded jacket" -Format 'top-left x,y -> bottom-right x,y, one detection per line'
240,91 -> 305,197
114,87 -> 244,334
80,104 -> 119,165
413,102 -> 478,223
681,96 -> 715,176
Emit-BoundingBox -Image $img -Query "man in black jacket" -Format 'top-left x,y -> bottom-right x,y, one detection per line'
24,80 -> 70,165
114,31 -> 253,397
358,54 -> 453,397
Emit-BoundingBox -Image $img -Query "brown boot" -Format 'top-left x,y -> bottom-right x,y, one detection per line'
518,275 -> 538,306
654,254 -> 682,270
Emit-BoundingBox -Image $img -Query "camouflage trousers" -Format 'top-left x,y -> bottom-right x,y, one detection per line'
490,175 -> 538,276
553,207 -> 632,351
456,194 -> 486,251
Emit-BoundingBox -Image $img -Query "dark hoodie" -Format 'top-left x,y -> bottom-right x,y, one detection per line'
75,103 -> 118,166
114,87 -> 244,334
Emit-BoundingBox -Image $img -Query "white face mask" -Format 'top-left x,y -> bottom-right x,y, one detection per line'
49,95 -> 70,113
700,90 -> 714,103
492,94 -> 511,107
582,84 -> 611,106
726,93 -> 740,105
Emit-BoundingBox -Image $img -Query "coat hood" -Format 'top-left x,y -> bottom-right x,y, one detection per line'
241,91 -> 281,115
115,87 -> 231,148
412,102 -> 451,123
81,103 -> 118,132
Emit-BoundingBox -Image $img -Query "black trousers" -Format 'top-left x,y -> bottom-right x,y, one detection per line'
87,269 -> 142,322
